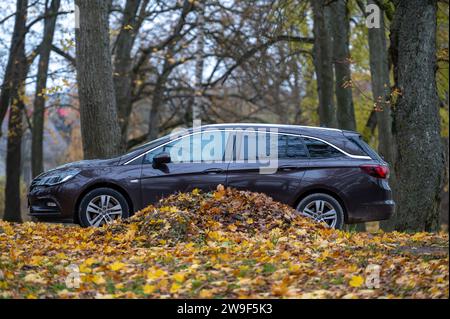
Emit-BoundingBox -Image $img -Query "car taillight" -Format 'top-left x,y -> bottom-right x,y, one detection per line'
360,164 -> 389,179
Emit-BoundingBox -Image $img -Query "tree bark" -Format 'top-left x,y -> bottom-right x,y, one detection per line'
31,0 -> 61,178
0,60 -> 13,137
113,0 -> 146,150
192,1 -> 205,122
311,0 -> 337,128
75,0 -> 122,159
389,0 -> 444,231
330,0 -> 356,131
0,1 -> 27,135
3,0 -> 28,222
147,59 -> 171,140
367,0 -> 395,166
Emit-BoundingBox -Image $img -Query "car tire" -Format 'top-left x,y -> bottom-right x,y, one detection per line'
296,193 -> 344,229
78,188 -> 129,227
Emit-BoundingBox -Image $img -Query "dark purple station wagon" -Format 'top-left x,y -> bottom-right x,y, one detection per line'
28,124 -> 394,229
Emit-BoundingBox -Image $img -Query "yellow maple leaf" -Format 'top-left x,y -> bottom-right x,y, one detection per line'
92,274 -> 106,285
79,263 -> 92,274
143,284 -> 156,294
170,282 -> 182,294
147,268 -> 167,281
349,275 -> 364,288
54,252 -> 67,260
213,184 -> 226,200
109,261 -> 126,271
84,257 -> 96,266
172,273 -> 186,283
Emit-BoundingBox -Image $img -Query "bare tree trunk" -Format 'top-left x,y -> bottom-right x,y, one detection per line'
3,0 -> 28,222
31,0 -> 61,178
113,0 -> 146,150
440,137 -> 449,229
0,1 -> 27,135
311,0 -> 337,128
367,0 -> 395,166
330,0 -> 356,131
148,86 -> 163,140
147,61 -> 171,140
75,0 -> 121,159
365,0 -> 398,231
389,0 -> 444,231
192,1 -> 205,123
0,61 -> 13,137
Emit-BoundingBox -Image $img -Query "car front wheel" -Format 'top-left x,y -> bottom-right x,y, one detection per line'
78,188 -> 129,227
296,193 -> 344,229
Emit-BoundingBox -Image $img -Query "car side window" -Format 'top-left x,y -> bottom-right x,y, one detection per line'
143,131 -> 230,164
237,132 -> 308,160
303,137 -> 344,158
276,134 -> 308,159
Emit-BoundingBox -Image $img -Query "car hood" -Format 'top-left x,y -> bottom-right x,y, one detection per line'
35,158 -> 122,179
53,157 -> 122,170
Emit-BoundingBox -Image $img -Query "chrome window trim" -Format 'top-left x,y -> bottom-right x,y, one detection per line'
123,128 -> 371,165
300,135 -> 371,160
123,129 -> 234,165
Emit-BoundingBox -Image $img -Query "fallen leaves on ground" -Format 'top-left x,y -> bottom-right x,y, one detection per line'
0,186 -> 448,299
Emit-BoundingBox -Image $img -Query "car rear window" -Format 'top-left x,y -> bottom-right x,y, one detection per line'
347,135 -> 384,161
303,138 -> 344,158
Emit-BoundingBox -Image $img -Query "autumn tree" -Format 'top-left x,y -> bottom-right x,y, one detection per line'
365,0 -> 395,166
31,0 -> 61,177
330,0 -> 356,131
113,0 -> 148,150
311,0 -> 337,127
389,0 -> 445,231
2,0 -> 28,222
75,0 -> 122,159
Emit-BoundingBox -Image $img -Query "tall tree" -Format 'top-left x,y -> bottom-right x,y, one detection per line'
389,0 -> 444,231
363,0 -> 395,166
31,0 -> 61,178
0,1 -> 27,135
3,0 -> 29,222
330,0 -> 356,131
113,0 -> 147,150
192,0 -> 205,122
311,0 -> 337,127
75,0 -> 121,159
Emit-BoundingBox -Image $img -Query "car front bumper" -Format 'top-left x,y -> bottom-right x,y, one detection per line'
28,183 -> 77,223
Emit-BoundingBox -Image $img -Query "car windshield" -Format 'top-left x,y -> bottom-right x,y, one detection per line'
123,129 -> 191,159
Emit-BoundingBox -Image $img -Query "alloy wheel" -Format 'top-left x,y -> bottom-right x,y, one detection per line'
85,195 -> 123,227
300,199 -> 338,228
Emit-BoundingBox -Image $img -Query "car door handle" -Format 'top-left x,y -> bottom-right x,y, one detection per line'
202,168 -> 224,174
279,165 -> 298,171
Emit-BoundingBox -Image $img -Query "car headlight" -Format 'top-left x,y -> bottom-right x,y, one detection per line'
33,168 -> 81,186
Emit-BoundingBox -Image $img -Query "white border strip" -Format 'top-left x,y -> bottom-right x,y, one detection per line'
123,129 -> 371,165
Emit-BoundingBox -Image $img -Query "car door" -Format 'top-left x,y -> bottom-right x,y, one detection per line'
139,129 -> 232,207
226,130 -> 310,206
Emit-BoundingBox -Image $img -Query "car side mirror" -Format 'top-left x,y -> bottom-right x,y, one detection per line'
152,152 -> 171,168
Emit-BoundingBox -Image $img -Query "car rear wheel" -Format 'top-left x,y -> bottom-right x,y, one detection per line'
296,193 -> 344,229
78,188 -> 129,227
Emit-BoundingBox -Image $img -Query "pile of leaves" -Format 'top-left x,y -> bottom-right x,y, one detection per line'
95,185 -> 324,247
0,186 -> 448,299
